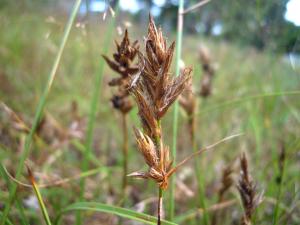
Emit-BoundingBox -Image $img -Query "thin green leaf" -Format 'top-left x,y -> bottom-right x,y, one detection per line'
55,202 -> 177,225
27,167 -> 52,225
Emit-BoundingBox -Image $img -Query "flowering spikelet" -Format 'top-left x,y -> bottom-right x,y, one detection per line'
179,79 -> 196,118
128,15 -> 192,190
102,29 -> 139,113
179,78 -> 196,141
199,45 -> 215,97
237,153 -> 263,225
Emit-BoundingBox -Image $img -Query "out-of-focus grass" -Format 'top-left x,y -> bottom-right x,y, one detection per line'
0,6 -> 299,225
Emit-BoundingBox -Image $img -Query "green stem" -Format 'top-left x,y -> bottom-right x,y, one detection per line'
158,187 -> 163,225
0,1 -> 82,224
169,0 -> 184,220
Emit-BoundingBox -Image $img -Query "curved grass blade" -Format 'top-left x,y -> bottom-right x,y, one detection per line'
197,90 -> 300,116
55,202 -> 177,225
0,0 -> 82,224
27,166 -> 52,225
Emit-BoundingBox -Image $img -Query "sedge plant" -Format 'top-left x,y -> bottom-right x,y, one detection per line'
127,15 -> 192,224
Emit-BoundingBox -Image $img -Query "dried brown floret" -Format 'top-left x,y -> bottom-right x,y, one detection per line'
199,45 -> 216,97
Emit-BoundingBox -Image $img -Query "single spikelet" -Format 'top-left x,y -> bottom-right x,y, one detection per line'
129,128 -> 173,190
198,45 -> 216,97
219,164 -> 234,200
128,15 -> 192,191
102,29 -> 139,114
237,153 -> 263,225
179,78 -> 197,142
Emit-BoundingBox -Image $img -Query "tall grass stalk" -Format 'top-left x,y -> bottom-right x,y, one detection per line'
0,1 -> 82,223
77,3 -> 119,224
169,0 -> 184,220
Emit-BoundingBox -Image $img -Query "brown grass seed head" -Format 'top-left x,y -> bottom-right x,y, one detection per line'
128,15 -> 192,190
102,29 -> 139,113
237,153 -> 263,225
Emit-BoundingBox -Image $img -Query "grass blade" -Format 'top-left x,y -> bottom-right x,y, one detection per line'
0,1 -> 82,223
197,90 -> 300,116
55,202 -> 177,225
0,162 -> 29,225
27,166 -> 52,225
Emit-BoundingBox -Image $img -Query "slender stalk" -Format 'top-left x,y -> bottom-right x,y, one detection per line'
0,1 -> 82,224
158,187 -> 163,225
194,99 -> 210,225
77,3 -> 119,224
154,121 -> 164,225
121,113 -> 129,196
169,0 -> 184,220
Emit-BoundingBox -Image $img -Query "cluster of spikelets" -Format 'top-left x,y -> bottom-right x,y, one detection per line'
128,15 -> 192,190
102,30 -> 139,114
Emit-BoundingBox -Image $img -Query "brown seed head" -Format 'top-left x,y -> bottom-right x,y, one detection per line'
102,29 -> 139,113
237,153 -> 263,225
199,45 -> 215,98
129,130 -> 173,190
128,15 -> 192,191
179,79 -> 196,117
219,164 -> 234,199
130,15 -> 192,138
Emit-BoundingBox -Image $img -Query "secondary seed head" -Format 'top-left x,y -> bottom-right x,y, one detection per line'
102,29 -> 139,113
237,153 -> 263,225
